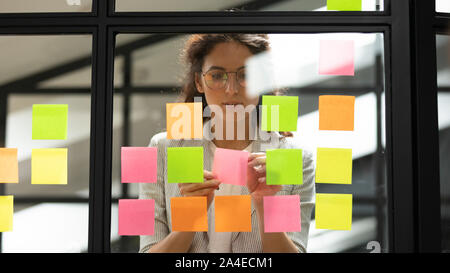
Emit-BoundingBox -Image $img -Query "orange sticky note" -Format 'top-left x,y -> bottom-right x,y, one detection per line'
0,148 -> 19,183
319,95 -> 355,131
215,195 -> 252,232
171,196 -> 208,232
166,102 -> 203,139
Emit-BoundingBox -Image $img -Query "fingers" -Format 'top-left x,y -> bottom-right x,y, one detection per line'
203,170 -> 216,180
248,156 -> 266,168
182,187 -> 217,197
248,152 -> 265,161
255,164 -> 266,174
179,180 -> 221,195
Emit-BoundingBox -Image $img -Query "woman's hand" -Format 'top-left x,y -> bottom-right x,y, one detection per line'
178,170 -> 221,210
247,153 -> 282,201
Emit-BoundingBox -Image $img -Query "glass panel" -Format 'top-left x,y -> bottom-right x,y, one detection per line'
0,35 -> 92,252
436,34 -> 450,252
0,0 -> 92,13
111,32 -> 388,253
115,0 -> 384,12
437,0 -> 450,13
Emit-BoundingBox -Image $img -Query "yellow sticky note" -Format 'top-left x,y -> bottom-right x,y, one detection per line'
31,148 -> 68,185
316,148 -> 352,184
0,195 -> 13,232
0,148 -> 19,183
315,193 -> 352,230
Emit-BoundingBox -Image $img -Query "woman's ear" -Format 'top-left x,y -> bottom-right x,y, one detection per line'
194,72 -> 205,94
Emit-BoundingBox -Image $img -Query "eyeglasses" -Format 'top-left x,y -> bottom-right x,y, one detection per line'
201,67 -> 246,90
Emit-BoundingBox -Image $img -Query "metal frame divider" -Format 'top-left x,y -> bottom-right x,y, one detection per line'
411,0 -> 441,252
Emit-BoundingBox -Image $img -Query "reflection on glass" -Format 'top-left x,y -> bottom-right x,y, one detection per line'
111,33 -> 388,253
115,0 -> 384,12
436,34 -> 450,252
0,35 -> 92,252
437,0 -> 450,13
0,0 -> 92,13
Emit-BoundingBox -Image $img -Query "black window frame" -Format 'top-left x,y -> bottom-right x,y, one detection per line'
0,0 -> 442,253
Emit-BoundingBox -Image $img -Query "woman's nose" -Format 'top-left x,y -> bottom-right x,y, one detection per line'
224,74 -> 239,95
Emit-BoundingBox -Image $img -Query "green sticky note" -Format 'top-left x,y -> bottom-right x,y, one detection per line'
32,104 -> 68,140
261,96 -> 298,132
315,193 -> 352,230
327,0 -> 362,11
316,148 -> 352,184
167,147 -> 203,183
266,149 -> 303,185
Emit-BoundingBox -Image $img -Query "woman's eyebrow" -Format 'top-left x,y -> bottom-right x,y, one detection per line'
207,65 -> 246,71
208,66 -> 225,70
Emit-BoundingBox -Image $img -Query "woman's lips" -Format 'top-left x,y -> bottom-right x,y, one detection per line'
222,102 -> 243,106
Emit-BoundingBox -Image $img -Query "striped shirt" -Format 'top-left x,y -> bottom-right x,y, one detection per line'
139,131 -> 316,253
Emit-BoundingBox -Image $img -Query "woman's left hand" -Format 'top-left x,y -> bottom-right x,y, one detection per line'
247,153 -> 282,201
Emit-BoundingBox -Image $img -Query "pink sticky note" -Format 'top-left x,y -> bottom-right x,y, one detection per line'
121,147 -> 157,183
263,195 -> 301,233
119,199 -> 155,236
212,148 -> 249,186
319,40 -> 355,76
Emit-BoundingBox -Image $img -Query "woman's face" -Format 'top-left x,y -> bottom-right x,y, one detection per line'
195,41 -> 260,116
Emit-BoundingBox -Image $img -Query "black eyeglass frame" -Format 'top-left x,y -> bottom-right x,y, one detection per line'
201,67 -> 247,90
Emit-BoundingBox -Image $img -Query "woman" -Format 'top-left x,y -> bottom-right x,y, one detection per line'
139,34 -> 315,253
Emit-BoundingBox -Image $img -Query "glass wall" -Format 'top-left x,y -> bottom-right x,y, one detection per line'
110,32 -> 389,253
437,0 -> 450,13
115,0 -> 384,12
0,35 -> 92,252
436,34 -> 450,253
0,0 -> 92,13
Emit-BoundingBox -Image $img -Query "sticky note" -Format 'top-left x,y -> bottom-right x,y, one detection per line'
32,104 -> 68,140
319,95 -> 355,131
316,148 -> 352,184
266,149 -> 303,185
212,148 -> 249,186
319,40 -> 355,76
166,102 -> 203,139
118,199 -> 155,236
171,196 -> 208,232
167,147 -> 203,183
327,0 -> 362,11
0,195 -> 13,232
261,96 -> 298,132
263,195 -> 301,233
215,195 -> 252,232
315,193 -> 352,230
121,147 -> 157,183
0,148 -> 19,183
31,148 -> 68,185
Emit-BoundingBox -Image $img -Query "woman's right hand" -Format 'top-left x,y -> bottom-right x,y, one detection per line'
178,170 -> 221,210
